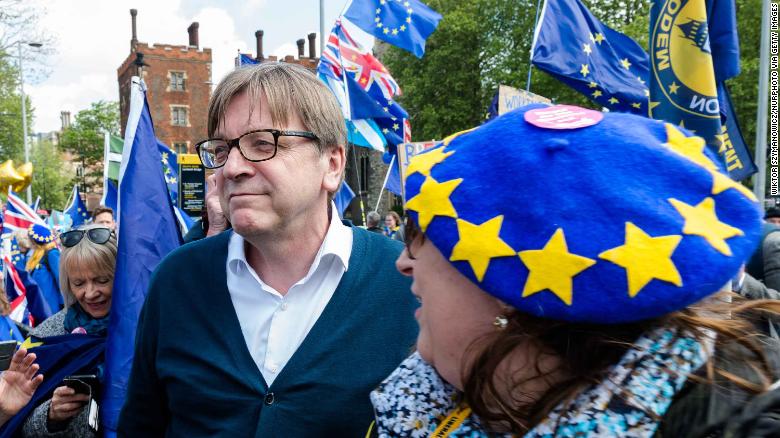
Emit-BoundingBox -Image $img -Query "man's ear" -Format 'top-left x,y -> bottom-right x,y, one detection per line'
322,144 -> 346,193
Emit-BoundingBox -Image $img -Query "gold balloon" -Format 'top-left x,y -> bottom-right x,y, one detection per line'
13,162 -> 33,193
0,160 -> 33,194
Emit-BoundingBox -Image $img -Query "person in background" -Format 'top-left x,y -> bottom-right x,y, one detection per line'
383,211 -> 404,241
90,207 -> 115,231
365,211 -> 383,234
12,230 -> 32,272
0,348 -> 44,428
22,224 -> 117,437
370,105 -> 780,437
765,207 -> 780,226
26,225 -> 62,313
119,62 -> 417,436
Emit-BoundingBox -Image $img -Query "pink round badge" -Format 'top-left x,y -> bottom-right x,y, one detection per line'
524,105 -> 603,130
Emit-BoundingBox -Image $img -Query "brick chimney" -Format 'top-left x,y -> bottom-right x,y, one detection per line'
296,39 -> 305,58
130,9 -> 138,50
60,111 -> 71,130
187,22 -> 199,48
307,33 -> 316,58
255,30 -> 264,61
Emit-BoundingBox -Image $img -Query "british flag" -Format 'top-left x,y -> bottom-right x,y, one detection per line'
3,190 -> 45,237
319,20 -> 401,101
3,255 -> 31,326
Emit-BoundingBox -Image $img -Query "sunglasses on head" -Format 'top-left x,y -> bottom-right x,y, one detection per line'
60,228 -> 113,248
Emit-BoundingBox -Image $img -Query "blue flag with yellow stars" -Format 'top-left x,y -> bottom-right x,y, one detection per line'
0,334 -> 105,437
158,140 -> 179,206
64,184 -> 90,227
649,0 -> 724,166
343,0 -> 442,58
531,0 -> 651,114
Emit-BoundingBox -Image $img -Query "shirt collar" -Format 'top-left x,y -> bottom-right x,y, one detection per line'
227,201 -> 352,275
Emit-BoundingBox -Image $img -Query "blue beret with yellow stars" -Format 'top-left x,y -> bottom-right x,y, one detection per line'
28,223 -> 54,245
403,104 -> 762,323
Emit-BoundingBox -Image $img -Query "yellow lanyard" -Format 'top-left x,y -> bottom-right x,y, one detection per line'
432,404 -> 472,438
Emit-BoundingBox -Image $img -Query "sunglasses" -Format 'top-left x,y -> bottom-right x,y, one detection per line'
60,228 -> 114,248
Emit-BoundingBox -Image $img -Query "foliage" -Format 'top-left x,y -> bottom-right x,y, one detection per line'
59,101 -> 120,190
30,138 -> 73,210
0,51 -> 30,161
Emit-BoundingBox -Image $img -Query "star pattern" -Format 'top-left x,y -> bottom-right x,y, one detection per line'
668,197 -> 743,256
620,58 -> 632,69
405,176 -> 462,231
518,228 -> 596,306
405,147 -> 454,178
583,43 -> 592,55
450,216 -> 516,282
668,82 -> 680,94
598,222 -> 682,297
580,64 -> 590,77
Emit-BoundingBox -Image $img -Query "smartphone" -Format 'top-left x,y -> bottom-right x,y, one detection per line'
62,374 -> 99,396
0,340 -> 17,371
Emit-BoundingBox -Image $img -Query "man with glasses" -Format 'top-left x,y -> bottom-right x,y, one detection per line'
118,62 -> 418,436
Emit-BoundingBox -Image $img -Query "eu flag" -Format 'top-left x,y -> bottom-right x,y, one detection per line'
0,334 -> 105,437
649,0 -> 722,157
64,184 -> 90,227
531,0 -> 650,114
101,77 -> 182,434
334,181 -> 356,217
344,0 -> 442,58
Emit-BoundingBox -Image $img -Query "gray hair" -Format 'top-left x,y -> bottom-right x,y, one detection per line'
367,211 -> 381,227
207,62 -> 346,153
59,224 -> 118,308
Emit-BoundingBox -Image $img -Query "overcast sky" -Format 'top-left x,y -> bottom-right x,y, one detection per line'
26,0 -> 357,133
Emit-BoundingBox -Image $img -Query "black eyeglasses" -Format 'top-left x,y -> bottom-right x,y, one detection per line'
60,228 -> 114,248
195,129 -> 319,169
404,216 -> 424,260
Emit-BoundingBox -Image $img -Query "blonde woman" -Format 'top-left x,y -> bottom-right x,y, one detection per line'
22,224 -> 116,437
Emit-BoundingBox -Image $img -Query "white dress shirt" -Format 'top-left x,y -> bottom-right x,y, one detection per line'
226,206 -> 353,386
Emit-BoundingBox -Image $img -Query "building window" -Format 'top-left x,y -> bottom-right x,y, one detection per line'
358,154 -> 370,193
171,106 -> 189,126
169,71 -> 186,91
173,142 -> 188,155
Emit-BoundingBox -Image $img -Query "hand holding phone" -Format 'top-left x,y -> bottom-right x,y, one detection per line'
0,340 -> 17,371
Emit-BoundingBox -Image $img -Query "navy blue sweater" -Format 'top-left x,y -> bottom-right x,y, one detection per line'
118,227 -> 418,437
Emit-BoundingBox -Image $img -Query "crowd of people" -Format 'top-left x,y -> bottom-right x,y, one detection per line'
0,61 -> 779,437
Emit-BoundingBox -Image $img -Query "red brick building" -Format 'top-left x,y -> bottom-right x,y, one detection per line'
117,9 -> 212,154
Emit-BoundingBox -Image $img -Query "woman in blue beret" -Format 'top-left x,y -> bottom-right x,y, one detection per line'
26,224 -> 62,314
22,224 -> 116,438
369,105 -> 780,437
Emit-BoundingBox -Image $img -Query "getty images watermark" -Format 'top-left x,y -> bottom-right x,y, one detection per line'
771,0 -> 779,195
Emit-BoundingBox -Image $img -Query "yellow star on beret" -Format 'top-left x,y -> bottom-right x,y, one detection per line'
405,176 -> 462,231
449,215 -> 516,282
599,222 -> 683,297
669,197 -> 744,256
518,228 -> 596,306
405,147 -> 454,179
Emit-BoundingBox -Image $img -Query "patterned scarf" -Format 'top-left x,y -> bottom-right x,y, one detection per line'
64,303 -> 110,337
370,327 -> 711,437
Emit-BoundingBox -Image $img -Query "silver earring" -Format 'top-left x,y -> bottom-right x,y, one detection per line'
493,315 -> 508,330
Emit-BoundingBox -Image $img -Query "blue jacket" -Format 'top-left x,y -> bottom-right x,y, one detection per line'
118,226 -> 418,436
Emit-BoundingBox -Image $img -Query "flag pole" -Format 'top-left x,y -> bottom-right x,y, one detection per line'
374,154 -> 395,212
525,0 -> 545,91
753,0 -> 770,205
350,143 -> 367,224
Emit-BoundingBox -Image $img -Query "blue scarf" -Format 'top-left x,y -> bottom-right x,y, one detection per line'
64,303 -> 110,337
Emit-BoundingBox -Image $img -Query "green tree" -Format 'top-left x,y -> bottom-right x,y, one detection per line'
59,101 -> 119,190
30,138 -> 73,210
0,51 -> 32,162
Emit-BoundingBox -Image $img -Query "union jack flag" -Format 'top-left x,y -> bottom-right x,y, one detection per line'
3,190 -> 45,237
3,255 -> 31,326
319,20 -> 401,100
